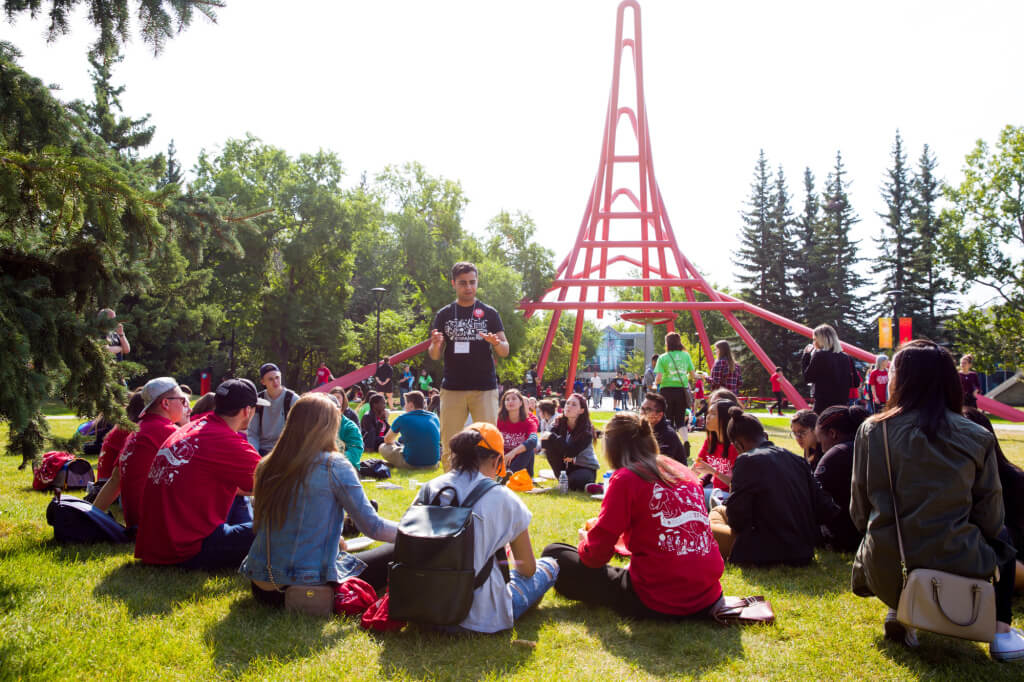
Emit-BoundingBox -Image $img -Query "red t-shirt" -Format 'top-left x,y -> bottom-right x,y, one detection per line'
117,414 -> 179,529
693,378 -> 705,400
134,413 -> 260,564
578,462 -> 723,615
315,366 -> 331,384
97,425 -> 131,480
769,372 -> 782,393
867,369 -> 889,403
696,439 -> 739,492
497,417 -> 538,453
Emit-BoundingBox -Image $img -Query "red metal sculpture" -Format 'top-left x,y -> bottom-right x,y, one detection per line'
320,0 -> 1022,422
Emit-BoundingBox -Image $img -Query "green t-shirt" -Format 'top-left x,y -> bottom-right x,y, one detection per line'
655,350 -> 695,388
417,374 -> 434,391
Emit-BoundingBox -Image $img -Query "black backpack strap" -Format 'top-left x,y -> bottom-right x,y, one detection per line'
257,390 -> 267,438
427,484 -> 460,506
460,479 -> 500,508
283,390 -> 295,416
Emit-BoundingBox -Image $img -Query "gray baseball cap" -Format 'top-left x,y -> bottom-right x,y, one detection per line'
139,377 -> 182,416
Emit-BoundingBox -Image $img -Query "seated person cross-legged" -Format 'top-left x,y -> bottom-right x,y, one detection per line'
812,405 -> 869,552
134,379 -> 268,570
240,393 -> 399,604
540,393 -> 600,491
380,390 -> 441,469
708,407 -> 840,566
360,393 -> 391,454
543,413 -> 724,620
497,388 -> 539,477
407,423 -> 558,633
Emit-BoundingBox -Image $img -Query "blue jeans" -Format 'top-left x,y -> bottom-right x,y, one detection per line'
510,557 -> 559,620
592,388 -> 603,408
178,496 -> 255,571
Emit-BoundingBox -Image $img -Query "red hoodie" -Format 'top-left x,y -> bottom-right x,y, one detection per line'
578,458 -> 724,615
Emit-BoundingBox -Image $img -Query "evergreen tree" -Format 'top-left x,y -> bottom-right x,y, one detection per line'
3,0 -> 221,55
70,51 -> 154,157
818,151 -> 866,339
162,139 -> 183,188
908,144 -> 951,339
793,167 -> 828,326
871,131 -> 918,321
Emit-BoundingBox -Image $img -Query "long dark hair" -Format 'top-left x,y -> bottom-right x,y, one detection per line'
725,406 -> 765,447
872,339 -> 962,441
498,388 -> 528,423
962,408 -> 1024,532
707,399 -> 737,454
555,393 -> 595,438
715,340 -> 735,373
817,405 -> 869,441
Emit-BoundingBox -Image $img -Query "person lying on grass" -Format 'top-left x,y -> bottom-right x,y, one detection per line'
241,392 -> 398,605
707,408 -> 840,566
543,412 -> 724,621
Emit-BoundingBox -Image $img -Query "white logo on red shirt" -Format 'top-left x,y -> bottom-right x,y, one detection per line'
649,483 -> 714,556
148,433 -> 200,486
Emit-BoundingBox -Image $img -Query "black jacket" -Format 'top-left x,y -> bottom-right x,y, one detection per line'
814,441 -> 862,552
652,418 -> 688,465
726,440 -> 840,566
801,349 -> 853,413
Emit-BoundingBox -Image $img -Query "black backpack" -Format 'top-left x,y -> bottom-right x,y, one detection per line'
388,479 -> 508,625
46,491 -> 132,544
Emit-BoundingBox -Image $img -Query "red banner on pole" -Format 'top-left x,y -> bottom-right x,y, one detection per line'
898,317 -> 912,345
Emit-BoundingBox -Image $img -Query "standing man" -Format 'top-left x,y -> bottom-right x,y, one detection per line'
523,365 -> 538,398
246,363 -> 299,456
375,358 -> 395,409
591,371 -> 604,409
315,361 -> 334,387
98,308 -> 130,360
398,364 -> 414,408
643,354 -> 659,394
429,262 -> 509,470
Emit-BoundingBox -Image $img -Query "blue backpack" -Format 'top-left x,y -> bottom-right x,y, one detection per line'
46,491 -> 132,544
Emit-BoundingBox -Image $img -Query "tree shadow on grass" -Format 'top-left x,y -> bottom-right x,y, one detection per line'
736,550 -> 851,596
93,562 -> 239,616
524,603 -> 745,678
204,596 -> 344,676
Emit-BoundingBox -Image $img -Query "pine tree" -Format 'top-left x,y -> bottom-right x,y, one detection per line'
793,167 -> 829,326
818,151 -> 866,339
871,131 -> 918,321
70,51 -> 155,157
3,0 -> 221,56
908,144 -> 951,339
163,139 -> 183,187
732,152 -> 798,387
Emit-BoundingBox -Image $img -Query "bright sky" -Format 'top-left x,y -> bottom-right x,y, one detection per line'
6,0 -> 1023,313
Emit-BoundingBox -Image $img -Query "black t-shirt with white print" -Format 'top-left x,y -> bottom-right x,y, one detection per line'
431,301 -> 504,391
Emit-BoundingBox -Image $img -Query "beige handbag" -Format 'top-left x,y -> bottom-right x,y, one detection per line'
882,421 -> 997,642
266,534 -> 335,618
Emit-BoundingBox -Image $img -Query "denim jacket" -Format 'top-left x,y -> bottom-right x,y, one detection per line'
240,451 -> 397,585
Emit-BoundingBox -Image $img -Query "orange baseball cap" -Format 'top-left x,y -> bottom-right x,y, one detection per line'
469,422 -> 506,478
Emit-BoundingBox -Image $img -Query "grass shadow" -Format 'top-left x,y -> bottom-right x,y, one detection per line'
374,625 -> 535,681
735,550 -> 851,596
526,603 -> 744,678
93,562 -> 239,616
873,632 -> 1019,681
204,595 -> 345,675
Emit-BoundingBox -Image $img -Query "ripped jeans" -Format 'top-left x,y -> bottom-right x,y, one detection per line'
510,556 -> 560,620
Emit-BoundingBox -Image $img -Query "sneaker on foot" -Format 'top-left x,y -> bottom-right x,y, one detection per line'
991,627 -> 1024,661
884,608 -> 919,648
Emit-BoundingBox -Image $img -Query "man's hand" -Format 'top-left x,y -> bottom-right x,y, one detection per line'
428,329 -> 444,360
478,331 -> 501,346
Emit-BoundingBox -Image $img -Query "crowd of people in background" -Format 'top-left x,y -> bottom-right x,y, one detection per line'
72,261 -> 1024,658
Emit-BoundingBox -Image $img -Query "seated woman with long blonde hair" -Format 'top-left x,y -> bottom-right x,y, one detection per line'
240,393 -> 398,606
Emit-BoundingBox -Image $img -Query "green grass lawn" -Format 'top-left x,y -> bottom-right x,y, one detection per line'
2,417 -> 1023,680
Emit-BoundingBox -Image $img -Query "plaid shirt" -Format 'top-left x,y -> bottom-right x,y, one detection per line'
710,359 -> 742,394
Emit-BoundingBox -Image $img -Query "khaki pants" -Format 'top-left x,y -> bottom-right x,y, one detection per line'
439,388 -> 499,471
380,442 -> 408,469
709,505 -> 734,560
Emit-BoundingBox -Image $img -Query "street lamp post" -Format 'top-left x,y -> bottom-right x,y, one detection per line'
371,287 -> 387,370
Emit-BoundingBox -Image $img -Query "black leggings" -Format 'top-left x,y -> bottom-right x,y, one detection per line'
996,532 -> 1016,625
773,391 -> 785,414
660,387 -> 690,429
544,454 -> 597,491
541,543 -> 720,620
250,542 -> 396,608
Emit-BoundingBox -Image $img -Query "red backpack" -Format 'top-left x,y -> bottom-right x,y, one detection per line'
33,452 -> 94,491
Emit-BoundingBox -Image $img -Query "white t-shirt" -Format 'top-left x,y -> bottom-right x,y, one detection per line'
416,470 -> 532,633
591,375 -> 603,389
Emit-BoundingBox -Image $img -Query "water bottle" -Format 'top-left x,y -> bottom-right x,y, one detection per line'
559,470 -> 569,494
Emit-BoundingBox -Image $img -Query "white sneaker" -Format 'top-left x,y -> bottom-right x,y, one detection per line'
990,627 -> 1024,661
883,608 -> 919,648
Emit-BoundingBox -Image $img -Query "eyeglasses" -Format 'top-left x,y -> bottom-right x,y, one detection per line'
640,406 -> 660,414
165,397 -> 189,407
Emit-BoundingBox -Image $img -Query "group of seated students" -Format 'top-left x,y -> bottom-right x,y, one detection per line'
81,351 -> 1024,655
